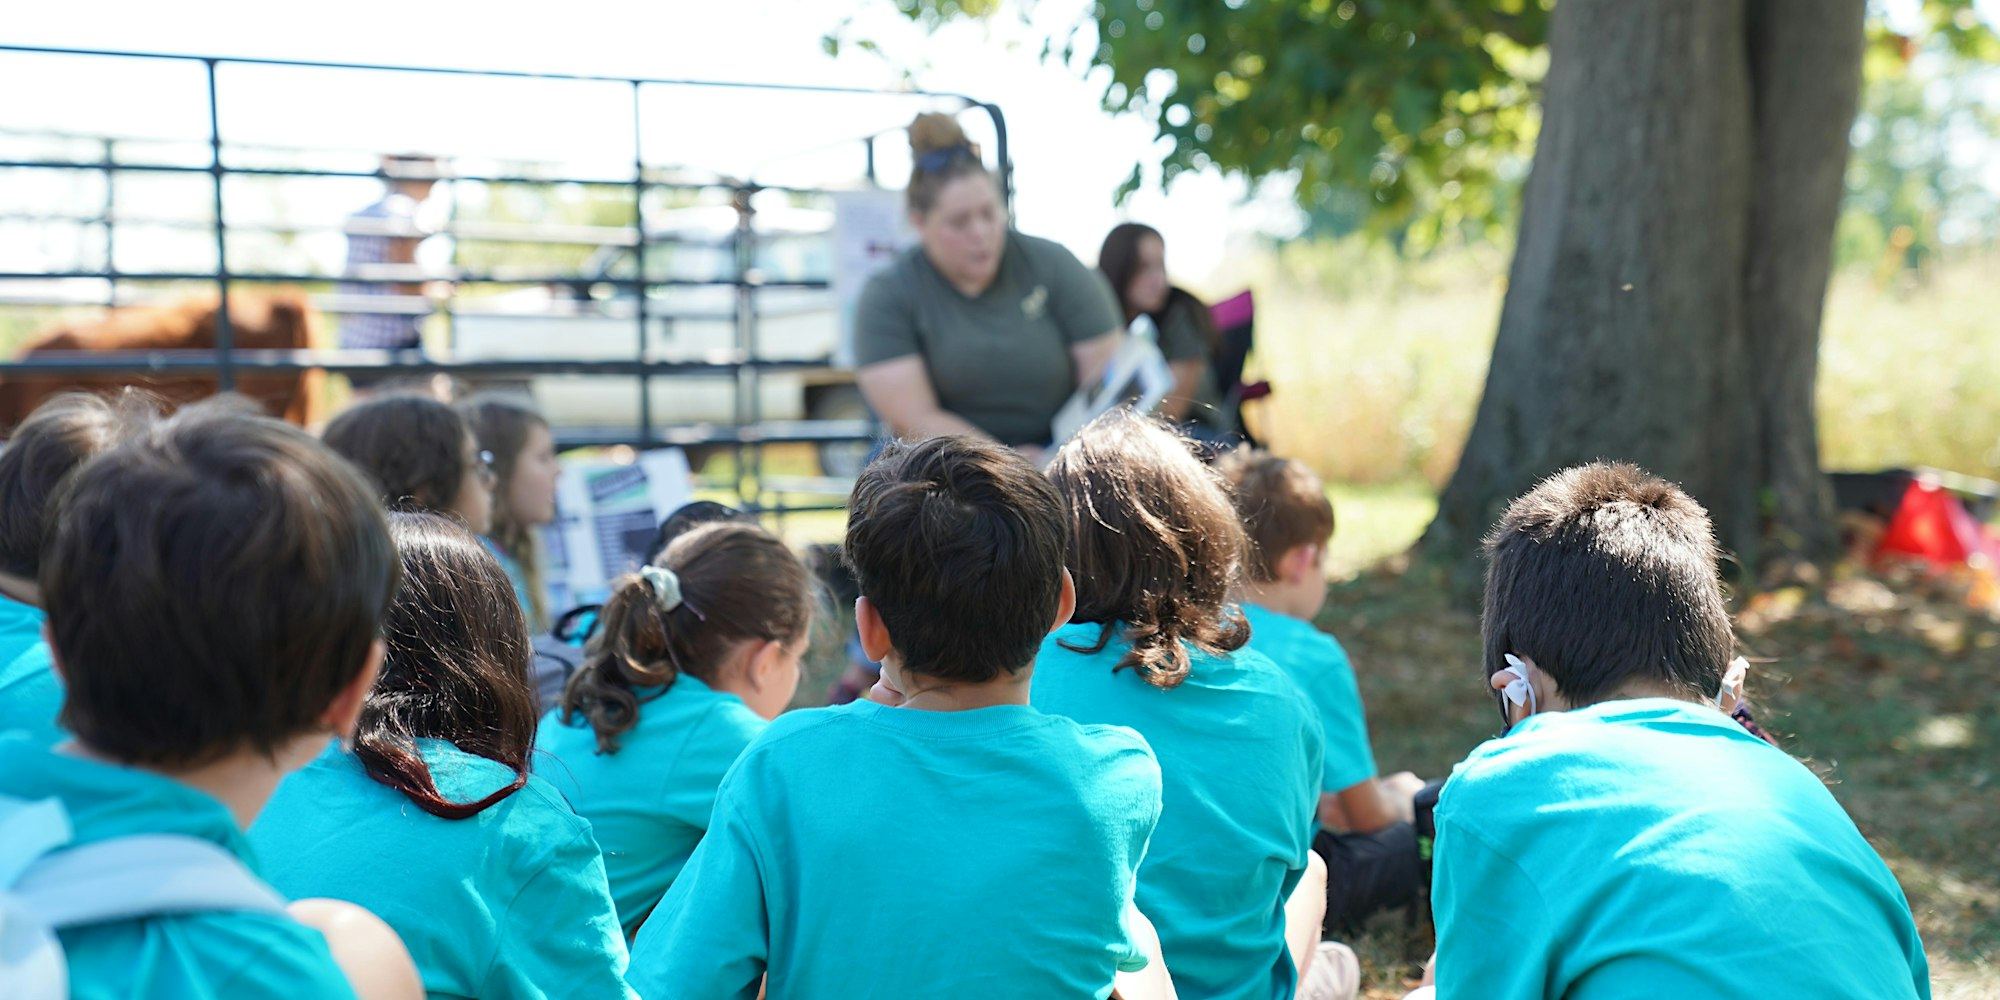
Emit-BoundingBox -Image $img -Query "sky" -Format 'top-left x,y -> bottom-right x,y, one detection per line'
1,0 -> 1301,281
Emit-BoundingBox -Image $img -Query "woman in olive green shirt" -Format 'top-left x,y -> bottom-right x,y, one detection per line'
854,114 -> 1125,465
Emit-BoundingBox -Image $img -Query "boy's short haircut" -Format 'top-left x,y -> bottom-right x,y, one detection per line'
322,394 -> 472,512
1482,462 -> 1734,705
1215,448 -> 1335,582
0,391 -> 154,579
43,407 -> 398,766
844,435 -> 1069,683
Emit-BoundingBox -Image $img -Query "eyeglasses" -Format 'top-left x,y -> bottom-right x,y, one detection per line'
475,449 -> 498,488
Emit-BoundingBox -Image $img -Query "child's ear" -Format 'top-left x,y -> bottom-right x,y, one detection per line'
745,639 -> 785,692
855,596 -> 893,663
318,639 -> 384,738
1283,544 -> 1323,585
1049,569 -> 1078,635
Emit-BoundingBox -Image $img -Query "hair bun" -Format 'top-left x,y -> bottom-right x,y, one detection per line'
908,112 -> 976,157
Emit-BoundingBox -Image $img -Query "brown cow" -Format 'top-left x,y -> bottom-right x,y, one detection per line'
0,292 -> 325,433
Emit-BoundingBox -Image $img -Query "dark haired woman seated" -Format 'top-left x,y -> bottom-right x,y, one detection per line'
1098,222 -> 1238,444
250,512 -> 633,999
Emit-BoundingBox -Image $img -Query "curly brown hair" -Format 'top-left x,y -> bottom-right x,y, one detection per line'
1045,409 -> 1249,688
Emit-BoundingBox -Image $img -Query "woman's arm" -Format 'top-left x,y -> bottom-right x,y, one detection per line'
855,356 -> 993,441
1069,329 -> 1124,390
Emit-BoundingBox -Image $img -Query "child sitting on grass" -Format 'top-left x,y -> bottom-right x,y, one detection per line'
0,405 -> 418,998
1216,448 -> 1428,933
1032,410 -> 1330,1000
627,435 -> 1171,1000
0,391 -> 152,747
538,521 -> 813,937
251,512 -> 632,999
1428,462 -> 1930,999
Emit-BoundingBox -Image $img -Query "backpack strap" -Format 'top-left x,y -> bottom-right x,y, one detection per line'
14,834 -> 287,930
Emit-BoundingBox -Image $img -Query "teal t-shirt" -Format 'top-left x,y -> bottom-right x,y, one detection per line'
0,735 -> 357,1000
0,592 -> 45,667
627,699 -> 1163,1000
1031,622 -> 1324,1000
1433,698 -> 1931,1000
1241,603 -> 1377,795
479,535 -> 541,630
0,594 -> 65,748
534,674 -> 767,936
250,740 -> 633,1000
0,643 -> 64,749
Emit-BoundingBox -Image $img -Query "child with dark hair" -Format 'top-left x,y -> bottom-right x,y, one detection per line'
1033,410 -> 1330,1000
0,391 -> 153,746
1217,448 -> 1427,933
0,406 -> 418,998
323,394 -> 494,534
1430,462 -> 1929,999
627,435 -> 1172,1000
251,512 -> 632,999
460,394 -> 560,630
537,521 -> 812,936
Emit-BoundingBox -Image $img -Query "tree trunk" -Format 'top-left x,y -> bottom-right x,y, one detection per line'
1424,0 -> 1865,580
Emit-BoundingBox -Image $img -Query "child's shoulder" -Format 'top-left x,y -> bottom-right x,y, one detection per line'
1244,604 -> 1349,660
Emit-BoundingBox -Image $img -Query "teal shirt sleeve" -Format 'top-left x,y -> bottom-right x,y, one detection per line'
482,825 -> 636,1000
1314,637 -> 1378,793
0,644 -> 67,750
1431,812 -> 1554,1000
628,784 -> 769,1000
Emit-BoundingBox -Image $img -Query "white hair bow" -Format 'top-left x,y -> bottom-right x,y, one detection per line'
1500,653 -> 1539,716
639,565 -> 684,614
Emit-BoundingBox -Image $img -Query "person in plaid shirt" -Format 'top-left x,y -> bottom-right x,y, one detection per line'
339,155 -> 440,380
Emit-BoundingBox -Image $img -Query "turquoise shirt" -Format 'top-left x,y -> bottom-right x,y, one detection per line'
628,699 -> 1163,1000
0,592 -> 45,667
1241,603 -> 1377,794
0,594 -> 65,747
1433,698 -> 1931,1000
0,643 -> 63,749
534,674 -> 767,936
250,740 -> 633,1000
479,536 -> 539,629
1031,622 -> 1325,1000
0,735 -> 356,1000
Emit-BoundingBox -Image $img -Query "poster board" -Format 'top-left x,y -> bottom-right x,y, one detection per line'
830,188 -> 915,367
540,448 -> 695,610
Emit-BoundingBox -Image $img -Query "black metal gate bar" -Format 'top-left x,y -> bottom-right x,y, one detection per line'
0,44 -> 1014,514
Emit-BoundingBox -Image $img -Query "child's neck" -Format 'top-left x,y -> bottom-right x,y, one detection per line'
0,571 -> 40,607
896,668 -> 1032,713
1238,579 -> 1315,620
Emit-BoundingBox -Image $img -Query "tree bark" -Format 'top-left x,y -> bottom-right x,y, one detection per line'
1424,0 -> 1866,580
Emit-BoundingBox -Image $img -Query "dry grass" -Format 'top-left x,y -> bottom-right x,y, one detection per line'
1220,242 -> 2000,490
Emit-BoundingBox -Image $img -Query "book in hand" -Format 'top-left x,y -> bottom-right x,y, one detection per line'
1049,315 -> 1175,446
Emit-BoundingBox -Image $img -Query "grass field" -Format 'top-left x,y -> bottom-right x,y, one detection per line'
1225,242 -> 2000,489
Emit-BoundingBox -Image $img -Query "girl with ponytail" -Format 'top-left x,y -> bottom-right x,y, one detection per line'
251,512 -> 632,998
536,520 -> 813,937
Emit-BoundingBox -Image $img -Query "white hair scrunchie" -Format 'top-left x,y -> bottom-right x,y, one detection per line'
639,565 -> 684,614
